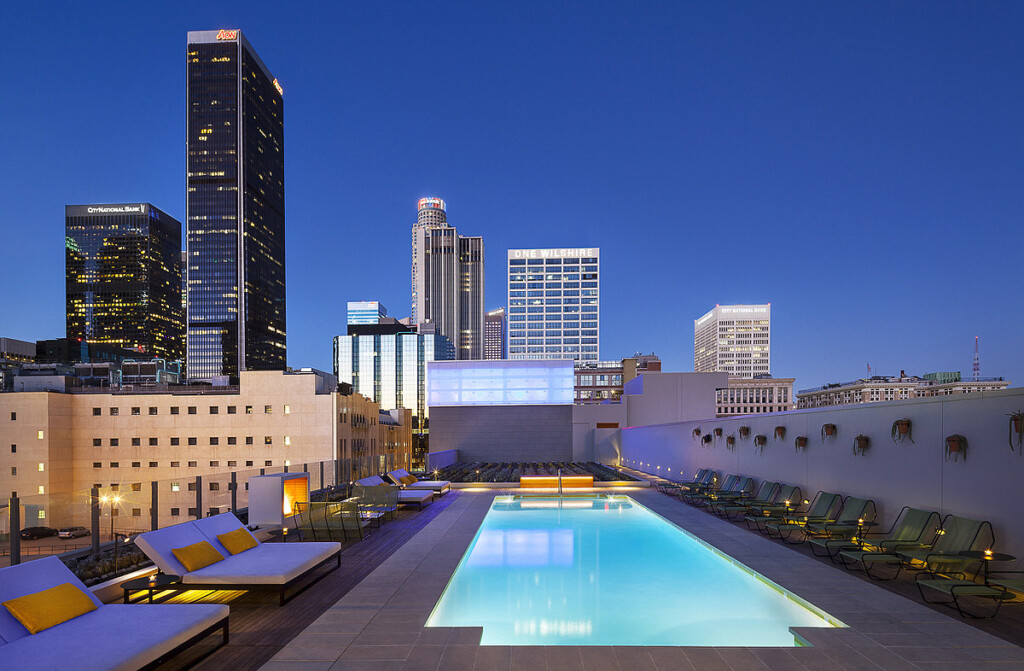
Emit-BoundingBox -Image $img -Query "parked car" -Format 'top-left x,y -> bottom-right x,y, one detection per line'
20,526 -> 58,540
58,526 -> 90,539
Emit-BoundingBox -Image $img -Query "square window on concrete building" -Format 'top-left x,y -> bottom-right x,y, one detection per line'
93,438 -> 101,447
149,438 -> 158,446
171,482 -> 180,492
188,406 -> 197,415
171,461 -> 179,468
149,407 -> 157,415
228,460 -> 236,467
131,483 -> 141,491
110,438 -> 118,447
246,437 -> 253,445
93,463 -> 101,468
210,437 -> 219,445
210,461 -> 219,468
170,508 -> 179,516
93,408 -> 101,416
188,461 -> 197,467
187,482 -> 196,491
171,437 -> 180,446
109,407 -> 118,416
265,460 -> 272,466
188,437 -> 197,446
149,461 -> 158,468
187,508 -> 197,517
132,462 -> 140,468
265,405 -> 272,414
264,436 -> 272,445
227,406 -> 236,414
131,438 -> 140,447
246,461 -> 253,467
170,406 -> 179,415
132,509 -> 141,517
110,462 -> 119,468
227,437 -> 236,445
131,407 -> 140,416
210,482 -> 219,491
245,405 -> 253,414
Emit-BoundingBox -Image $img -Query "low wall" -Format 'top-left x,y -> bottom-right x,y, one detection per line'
618,387 -> 1024,559
426,449 -> 459,472
428,404 -> 573,462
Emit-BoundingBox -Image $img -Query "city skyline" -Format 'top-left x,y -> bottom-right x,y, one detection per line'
1,3 -> 1022,392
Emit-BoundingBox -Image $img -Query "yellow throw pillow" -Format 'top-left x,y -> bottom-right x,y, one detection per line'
217,527 -> 258,555
406,474 -> 419,483
3,582 -> 97,634
172,541 -> 224,572
400,475 -> 415,485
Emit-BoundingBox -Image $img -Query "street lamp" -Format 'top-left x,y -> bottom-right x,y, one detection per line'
100,493 -> 121,540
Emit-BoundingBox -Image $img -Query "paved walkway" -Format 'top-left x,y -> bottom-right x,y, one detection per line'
261,487 -> 1024,671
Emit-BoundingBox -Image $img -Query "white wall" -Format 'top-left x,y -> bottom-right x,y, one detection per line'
618,387 -> 1024,559
625,372 -> 728,427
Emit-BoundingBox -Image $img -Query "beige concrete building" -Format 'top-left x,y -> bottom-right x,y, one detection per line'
716,376 -> 795,416
0,370 -> 411,533
574,354 -> 661,404
796,373 -> 1011,409
694,304 -> 770,378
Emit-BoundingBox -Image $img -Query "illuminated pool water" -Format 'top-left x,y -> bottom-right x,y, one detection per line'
425,495 -> 841,646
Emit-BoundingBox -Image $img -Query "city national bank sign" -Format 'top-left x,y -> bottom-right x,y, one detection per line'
509,248 -> 598,259
66,204 -> 148,217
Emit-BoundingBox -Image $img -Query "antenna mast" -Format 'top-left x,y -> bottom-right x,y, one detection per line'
972,337 -> 980,381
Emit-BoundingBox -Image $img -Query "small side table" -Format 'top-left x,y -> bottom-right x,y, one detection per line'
959,551 -> 1016,585
122,573 -> 181,604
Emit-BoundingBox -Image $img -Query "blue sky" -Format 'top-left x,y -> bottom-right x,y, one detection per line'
1,2 -> 1021,390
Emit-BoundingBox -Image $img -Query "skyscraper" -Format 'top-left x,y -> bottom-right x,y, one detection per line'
411,197 -> 446,326
507,248 -> 600,361
694,304 -> 771,378
484,307 -> 507,360
347,301 -> 388,325
65,203 -> 183,361
411,198 -> 484,360
186,29 -> 285,381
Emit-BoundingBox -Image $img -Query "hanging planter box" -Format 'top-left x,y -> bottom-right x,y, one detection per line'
753,434 -> 767,455
739,426 -> 751,439
713,427 -> 723,438
891,418 -> 913,444
945,434 -> 968,463
821,424 -> 837,441
852,435 -> 870,456
725,435 -> 736,451
773,426 -> 786,441
701,433 -> 713,446
794,436 -> 808,452
692,427 -> 702,441
1009,412 -> 1024,454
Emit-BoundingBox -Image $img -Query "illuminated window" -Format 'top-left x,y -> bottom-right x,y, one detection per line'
284,405 -> 290,415
37,463 -> 44,472
38,510 -> 45,520
37,431 -> 44,440
284,436 -> 291,446
264,405 -> 272,414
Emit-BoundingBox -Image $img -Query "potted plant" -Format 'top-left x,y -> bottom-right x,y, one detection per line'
701,433 -> 713,446
753,434 -> 767,455
725,435 -> 736,450
852,434 -> 869,456
692,427 -> 702,441
1010,412 -> 1024,454
945,434 -> 968,463
821,424 -> 837,441
739,426 -> 751,439
891,418 -> 913,444
773,426 -> 786,441
713,427 -> 723,438
794,436 -> 808,452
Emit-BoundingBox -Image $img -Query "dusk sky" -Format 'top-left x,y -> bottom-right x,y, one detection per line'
2,2 -> 1022,391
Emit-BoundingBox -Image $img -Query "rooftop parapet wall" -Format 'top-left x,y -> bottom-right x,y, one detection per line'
618,387 -> 1024,559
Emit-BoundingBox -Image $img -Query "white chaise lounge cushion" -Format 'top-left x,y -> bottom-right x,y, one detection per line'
134,521 -> 224,576
192,512 -> 260,557
0,603 -> 228,671
0,556 -> 102,644
0,556 -> 228,671
182,542 -> 340,585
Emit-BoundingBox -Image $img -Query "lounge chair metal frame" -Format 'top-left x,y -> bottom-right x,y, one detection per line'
837,507 -> 941,579
139,617 -> 230,671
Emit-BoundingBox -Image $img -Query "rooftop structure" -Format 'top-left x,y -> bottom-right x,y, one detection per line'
796,371 -> 1010,408
574,354 -> 661,404
484,307 -> 506,360
716,376 -> 795,416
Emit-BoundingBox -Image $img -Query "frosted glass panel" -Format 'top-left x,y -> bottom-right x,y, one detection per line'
427,360 -> 574,406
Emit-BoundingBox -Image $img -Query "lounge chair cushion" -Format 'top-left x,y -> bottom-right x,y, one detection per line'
134,521 -> 216,576
2,582 -> 97,634
0,557 -> 103,644
192,512 -> 258,557
181,542 -> 339,585
172,541 -> 226,572
0,603 -> 228,671
218,527 -> 258,555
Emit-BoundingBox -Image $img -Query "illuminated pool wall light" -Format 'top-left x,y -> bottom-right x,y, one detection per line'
427,360 -> 575,463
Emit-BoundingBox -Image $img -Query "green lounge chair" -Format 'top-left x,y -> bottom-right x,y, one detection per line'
711,481 -> 779,519
674,470 -> 718,498
806,496 -> 876,558
744,485 -> 801,531
899,515 -> 994,575
764,492 -> 842,544
838,507 -> 941,579
293,501 -> 318,541
656,468 -> 706,494
684,474 -> 738,505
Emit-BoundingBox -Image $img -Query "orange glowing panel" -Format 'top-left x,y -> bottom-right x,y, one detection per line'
216,30 -> 238,40
282,476 -> 309,515
519,475 -> 594,488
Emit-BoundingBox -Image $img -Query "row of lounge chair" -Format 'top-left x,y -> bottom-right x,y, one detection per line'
660,468 -> 1019,618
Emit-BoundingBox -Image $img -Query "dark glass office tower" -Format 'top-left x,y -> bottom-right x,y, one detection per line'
65,203 -> 184,361
186,29 -> 285,381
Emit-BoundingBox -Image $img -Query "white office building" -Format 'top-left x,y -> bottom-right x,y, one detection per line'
507,248 -> 600,361
694,304 -> 771,378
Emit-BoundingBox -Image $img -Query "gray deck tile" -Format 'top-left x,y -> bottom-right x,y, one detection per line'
340,644 -> 414,660
270,646 -> 348,662
510,645 -> 546,671
749,648 -> 804,671
261,662 -> 336,671
646,646 -> 696,671
680,647 -> 730,670
329,661 -> 404,671
474,645 -> 512,671
400,644 -> 444,671
438,645 -> 480,671
544,645 -> 584,671
713,647 -> 770,670
579,646 -> 622,671
612,646 -> 658,671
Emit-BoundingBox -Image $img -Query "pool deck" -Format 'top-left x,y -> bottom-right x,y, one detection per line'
260,487 -> 1024,670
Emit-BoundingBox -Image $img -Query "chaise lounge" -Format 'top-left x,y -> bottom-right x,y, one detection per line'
356,475 -> 434,507
134,512 -> 341,606
0,555 -> 228,671
386,468 -> 451,494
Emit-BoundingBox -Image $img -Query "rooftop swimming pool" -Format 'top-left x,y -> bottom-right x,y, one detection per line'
426,495 -> 842,646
